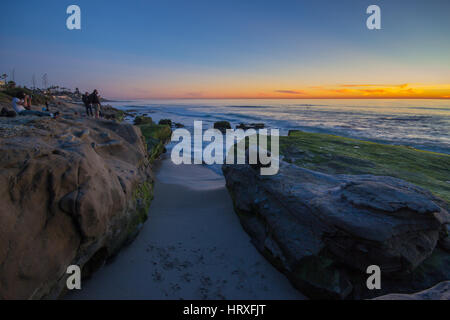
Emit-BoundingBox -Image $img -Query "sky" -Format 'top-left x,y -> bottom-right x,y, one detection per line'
1,0 -> 449,99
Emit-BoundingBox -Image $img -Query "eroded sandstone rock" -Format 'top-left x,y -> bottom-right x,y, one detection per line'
0,115 -> 154,299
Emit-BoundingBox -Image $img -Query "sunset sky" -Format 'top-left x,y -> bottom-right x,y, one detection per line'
1,0 -> 449,99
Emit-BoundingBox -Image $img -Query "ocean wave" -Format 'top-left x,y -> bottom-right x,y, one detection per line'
408,107 -> 450,112
377,116 -> 433,122
292,104 -> 328,107
117,100 -> 450,154
225,105 -> 271,109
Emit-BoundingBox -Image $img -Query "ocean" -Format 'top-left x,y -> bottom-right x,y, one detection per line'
110,99 -> 450,154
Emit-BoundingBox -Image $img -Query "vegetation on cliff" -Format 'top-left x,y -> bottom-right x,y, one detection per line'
0,87 -> 52,105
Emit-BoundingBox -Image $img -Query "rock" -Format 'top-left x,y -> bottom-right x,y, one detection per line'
100,105 -> 125,122
75,129 -> 90,139
6,111 -> 16,118
174,122 -> 185,128
133,116 -> 153,125
236,123 -> 265,130
439,224 -> 450,252
158,119 -> 172,126
222,161 -> 450,299
95,139 -> 123,150
373,281 -> 450,300
0,113 -> 155,299
288,129 -> 302,136
1,107 -> 17,118
278,130 -> 450,203
213,121 -> 231,134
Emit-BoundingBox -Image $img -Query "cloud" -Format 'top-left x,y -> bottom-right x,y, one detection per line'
402,88 -> 417,94
359,89 -> 387,94
330,89 -> 353,93
184,91 -> 204,97
275,90 -> 305,95
339,83 -> 410,88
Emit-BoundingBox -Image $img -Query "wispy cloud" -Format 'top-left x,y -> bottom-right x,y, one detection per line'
184,91 -> 204,98
340,83 -> 410,88
274,90 -> 305,95
360,89 -> 387,94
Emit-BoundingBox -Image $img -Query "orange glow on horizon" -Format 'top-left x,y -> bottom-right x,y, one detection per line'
112,83 -> 450,100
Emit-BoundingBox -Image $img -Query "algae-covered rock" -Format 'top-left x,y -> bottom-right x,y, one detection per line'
134,116 -> 153,125
280,130 -> 450,203
236,123 -> 265,130
158,119 -> 172,126
101,105 -> 125,122
137,123 -> 172,162
222,158 -> 450,299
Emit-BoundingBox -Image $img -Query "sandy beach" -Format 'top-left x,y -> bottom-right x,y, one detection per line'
66,147 -> 304,300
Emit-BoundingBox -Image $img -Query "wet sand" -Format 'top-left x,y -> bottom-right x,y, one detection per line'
67,151 -> 304,300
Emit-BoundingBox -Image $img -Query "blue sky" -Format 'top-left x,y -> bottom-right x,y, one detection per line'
1,0 -> 449,99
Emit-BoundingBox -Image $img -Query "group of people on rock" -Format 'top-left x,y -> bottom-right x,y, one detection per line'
82,90 -> 103,119
10,92 -> 52,117
4,89 -> 103,119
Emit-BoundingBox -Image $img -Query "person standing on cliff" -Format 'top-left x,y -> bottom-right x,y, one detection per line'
90,89 -> 102,119
82,92 -> 93,117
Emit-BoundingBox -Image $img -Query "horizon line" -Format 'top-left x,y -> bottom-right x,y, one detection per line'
108,97 -> 450,101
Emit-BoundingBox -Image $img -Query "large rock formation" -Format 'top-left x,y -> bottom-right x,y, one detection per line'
0,107 -> 157,299
222,161 -> 450,299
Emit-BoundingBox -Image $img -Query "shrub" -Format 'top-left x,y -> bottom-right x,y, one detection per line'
2,87 -> 51,105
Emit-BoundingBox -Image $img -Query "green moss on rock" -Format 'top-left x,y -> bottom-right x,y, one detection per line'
133,181 -> 154,223
138,123 -> 172,162
114,110 -> 125,122
158,119 -> 172,126
280,131 -> 450,202
134,116 -> 153,125
102,106 -> 125,122
127,181 -> 154,238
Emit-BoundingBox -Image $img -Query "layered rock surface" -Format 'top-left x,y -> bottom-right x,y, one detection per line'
373,281 -> 450,300
0,105 -> 156,299
223,161 -> 450,299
